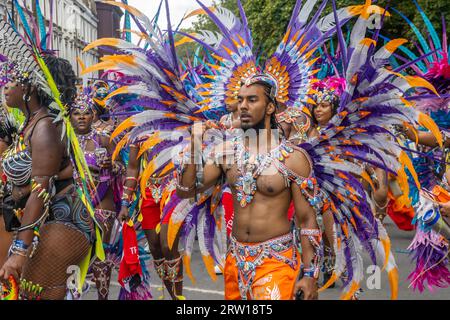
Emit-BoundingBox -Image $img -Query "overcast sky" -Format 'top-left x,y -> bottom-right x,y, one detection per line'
126,0 -> 214,30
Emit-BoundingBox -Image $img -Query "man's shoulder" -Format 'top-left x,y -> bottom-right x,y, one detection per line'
284,145 -> 312,177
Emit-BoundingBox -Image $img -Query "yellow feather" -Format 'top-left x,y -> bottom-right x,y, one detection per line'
384,38 -> 408,53
103,86 -> 131,102
112,133 -> 129,161
184,7 -> 216,19
159,162 -> 175,177
138,134 -> 160,158
140,161 -> 156,196
405,76 -> 439,96
101,1 -> 148,21
399,151 -> 420,189
111,117 -> 136,141
388,267 -> 399,300
175,35 -> 196,47
83,38 -> 120,52
380,236 -> 391,271
418,112 -> 443,148
167,221 -> 183,250
81,61 -> 116,76
319,272 -> 338,292
183,255 -> 196,284
102,55 -> 137,67
341,281 -> 360,300
202,255 -> 218,282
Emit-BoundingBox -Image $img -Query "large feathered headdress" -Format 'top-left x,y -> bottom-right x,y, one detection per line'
176,0 -> 388,113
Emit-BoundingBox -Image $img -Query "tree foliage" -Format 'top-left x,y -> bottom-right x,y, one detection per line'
192,0 -> 449,57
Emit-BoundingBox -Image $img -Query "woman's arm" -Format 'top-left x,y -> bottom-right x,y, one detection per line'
117,145 -> 140,221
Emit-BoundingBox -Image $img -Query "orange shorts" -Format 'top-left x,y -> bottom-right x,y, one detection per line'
224,233 -> 300,300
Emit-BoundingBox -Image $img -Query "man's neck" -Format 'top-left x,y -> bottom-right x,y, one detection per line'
244,127 -> 280,155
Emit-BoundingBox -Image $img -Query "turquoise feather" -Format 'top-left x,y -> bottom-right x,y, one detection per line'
14,0 -> 35,45
391,7 -> 433,63
36,0 -> 47,50
412,0 -> 442,53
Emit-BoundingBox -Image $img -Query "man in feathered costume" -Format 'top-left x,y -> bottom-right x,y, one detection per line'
81,0 -> 446,300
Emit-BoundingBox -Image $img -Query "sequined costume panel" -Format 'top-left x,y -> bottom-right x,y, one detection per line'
48,192 -> 95,243
224,233 -> 300,300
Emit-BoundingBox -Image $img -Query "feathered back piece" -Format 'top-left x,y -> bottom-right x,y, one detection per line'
297,0 -> 444,299
391,0 -> 449,115
388,1 -> 450,293
82,1 -> 228,278
82,1 -> 221,189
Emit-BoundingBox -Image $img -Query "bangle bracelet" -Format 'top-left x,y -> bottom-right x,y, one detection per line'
124,177 -> 138,183
12,239 -> 29,251
303,267 -> 319,279
121,199 -> 131,208
123,186 -> 136,192
176,182 -> 196,192
9,245 -> 28,258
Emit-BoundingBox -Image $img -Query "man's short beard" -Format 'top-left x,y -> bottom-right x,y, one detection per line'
241,115 -> 266,132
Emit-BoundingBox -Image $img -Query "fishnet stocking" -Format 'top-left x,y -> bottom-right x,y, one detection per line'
20,223 -> 90,300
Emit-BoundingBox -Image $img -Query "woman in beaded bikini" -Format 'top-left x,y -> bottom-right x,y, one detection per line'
0,54 -> 96,300
69,93 -> 124,300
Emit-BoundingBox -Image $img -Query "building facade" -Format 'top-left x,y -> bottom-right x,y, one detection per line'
0,0 -> 100,77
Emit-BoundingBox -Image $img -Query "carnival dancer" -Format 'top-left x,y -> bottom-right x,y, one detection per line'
0,42 -> 96,300
82,0 -> 441,300
179,77 -> 325,300
0,2 -> 107,298
70,93 -> 124,300
118,144 -> 183,300
82,0 -> 230,291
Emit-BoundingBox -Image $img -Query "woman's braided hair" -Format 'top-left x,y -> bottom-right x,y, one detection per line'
37,54 -> 78,109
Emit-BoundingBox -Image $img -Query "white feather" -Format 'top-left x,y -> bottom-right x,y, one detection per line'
297,0 -> 318,28
213,6 -> 238,31
316,8 -> 358,33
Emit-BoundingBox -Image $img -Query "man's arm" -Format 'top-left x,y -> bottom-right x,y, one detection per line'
176,122 -> 225,198
289,150 -> 320,300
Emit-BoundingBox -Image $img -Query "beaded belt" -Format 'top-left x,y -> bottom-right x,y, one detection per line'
228,233 -> 297,300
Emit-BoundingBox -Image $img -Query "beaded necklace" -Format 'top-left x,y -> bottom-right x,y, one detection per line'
234,135 -> 294,207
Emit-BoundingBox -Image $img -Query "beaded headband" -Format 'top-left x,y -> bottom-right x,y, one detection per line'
311,77 -> 345,105
244,73 -> 279,101
70,93 -> 95,114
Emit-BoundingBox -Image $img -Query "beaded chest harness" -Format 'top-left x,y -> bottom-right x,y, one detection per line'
234,136 -> 295,207
233,135 -> 326,212
2,134 -> 32,187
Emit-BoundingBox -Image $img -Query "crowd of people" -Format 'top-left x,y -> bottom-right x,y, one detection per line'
0,0 -> 449,300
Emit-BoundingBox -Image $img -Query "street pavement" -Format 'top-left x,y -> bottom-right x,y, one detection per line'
83,217 -> 450,300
